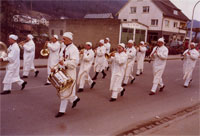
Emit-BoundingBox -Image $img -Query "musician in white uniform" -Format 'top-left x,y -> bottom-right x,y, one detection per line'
55,32 -> 80,118
182,42 -> 199,88
92,39 -> 107,80
136,41 -> 147,76
109,43 -> 127,102
22,34 -> 39,78
104,37 -> 111,71
149,38 -> 168,95
77,42 -> 96,92
0,34 -> 27,95
45,35 -> 60,85
123,40 -> 136,86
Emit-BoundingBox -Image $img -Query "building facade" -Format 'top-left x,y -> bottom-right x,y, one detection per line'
117,0 -> 189,43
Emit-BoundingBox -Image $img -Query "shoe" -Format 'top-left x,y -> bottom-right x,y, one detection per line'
90,82 -> 96,89
44,83 -> 51,85
107,67 -> 109,71
55,112 -> 64,118
78,88 -> 84,92
92,77 -> 97,80
120,88 -> 125,96
1,90 -> 11,95
21,76 -> 28,78
122,83 -> 126,87
136,74 -> 139,76
21,81 -> 27,90
140,72 -> 143,75
72,97 -> 80,108
159,85 -> 165,92
149,92 -> 155,95
109,98 -> 116,102
130,78 -> 135,84
102,73 -> 107,79
92,72 -> 99,80
184,85 -> 188,88
35,71 -> 39,77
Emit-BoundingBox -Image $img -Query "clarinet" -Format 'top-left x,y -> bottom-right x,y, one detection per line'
148,46 -> 158,63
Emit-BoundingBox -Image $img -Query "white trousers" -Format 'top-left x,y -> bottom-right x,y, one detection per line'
59,85 -> 78,113
79,75 -> 93,89
111,87 -> 123,99
23,63 -> 37,76
151,79 -> 164,93
184,76 -> 192,87
3,80 -> 24,91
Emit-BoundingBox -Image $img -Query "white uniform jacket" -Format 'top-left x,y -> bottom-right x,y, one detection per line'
94,46 -> 106,72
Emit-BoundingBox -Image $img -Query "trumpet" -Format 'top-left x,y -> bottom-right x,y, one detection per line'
105,51 -> 116,59
18,39 -> 28,48
40,41 -> 50,57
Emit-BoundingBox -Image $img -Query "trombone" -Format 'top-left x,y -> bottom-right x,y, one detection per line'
18,39 -> 28,49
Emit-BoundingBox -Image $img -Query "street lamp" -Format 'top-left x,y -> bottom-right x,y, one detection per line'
189,0 -> 200,49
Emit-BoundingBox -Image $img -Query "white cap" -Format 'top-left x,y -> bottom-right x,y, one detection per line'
99,39 -> 104,44
63,32 -> 73,40
105,37 -> 110,41
128,40 -> 134,44
119,43 -> 125,48
185,37 -> 189,40
140,41 -> 145,45
158,37 -> 165,43
53,35 -> 58,39
27,34 -> 34,40
9,34 -> 18,40
86,42 -> 92,47
191,42 -> 196,46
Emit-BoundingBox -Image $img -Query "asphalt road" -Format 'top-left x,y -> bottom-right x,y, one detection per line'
0,59 -> 199,135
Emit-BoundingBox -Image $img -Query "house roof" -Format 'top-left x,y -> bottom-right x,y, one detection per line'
152,0 -> 189,21
84,13 -> 113,19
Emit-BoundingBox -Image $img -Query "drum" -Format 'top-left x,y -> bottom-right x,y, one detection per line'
48,68 -> 74,97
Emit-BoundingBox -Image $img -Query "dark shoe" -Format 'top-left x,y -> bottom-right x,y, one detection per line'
109,98 -> 116,102
184,85 -> 188,88
35,71 -> 39,77
140,72 -> 143,75
21,81 -> 27,90
78,88 -> 84,92
131,78 -> 135,84
55,112 -> 64,118
107,67 -> 110,71
44,83 -> 51,85
90,82 -> 96,89
136,74 -> 139,76
1,90 -> 11,95
159,85 -> 165,92
21,76 -> 28,78
122,83 -> 127,87
102,70 -> 107,79
72,97 -> 80,108
189,79 -> 192,85
149,92 -> 155,95
120,88 -> 125,96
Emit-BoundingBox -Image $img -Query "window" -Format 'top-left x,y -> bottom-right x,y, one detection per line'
60,30 -> 63,36
173,10 -> 178,15
122,28 -> 128,32
123,19 -> 127,21
174,22 -> 178,28
130,7 -> 136,14
51,29 -> 54,35
132,19 -> 138,22
143,6 -> 149,13
180,22 -> 186,29
151,19 -> 158,26
165,20 -> 170,27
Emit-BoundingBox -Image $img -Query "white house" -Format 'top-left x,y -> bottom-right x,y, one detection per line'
117,0 -> 189,43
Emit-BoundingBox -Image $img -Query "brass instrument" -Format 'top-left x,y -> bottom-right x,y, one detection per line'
18,40 -> 28,49
48,61 -> 74,98
105,51 -> 117,59
0,41 -> 9,67
40,41 -> 50,57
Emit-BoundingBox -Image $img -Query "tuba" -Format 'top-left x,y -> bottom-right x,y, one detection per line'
0,41 -> 9,67
40,41 -> 50,56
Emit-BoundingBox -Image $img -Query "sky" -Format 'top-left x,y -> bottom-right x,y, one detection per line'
170,0 -> 200,21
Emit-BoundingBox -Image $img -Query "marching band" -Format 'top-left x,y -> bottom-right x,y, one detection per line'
0,32 -> 199,118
